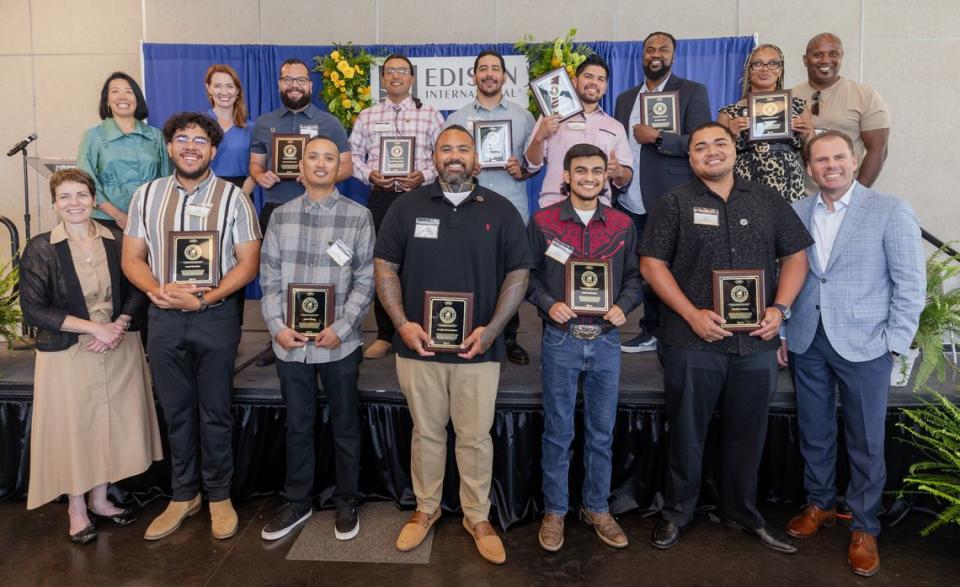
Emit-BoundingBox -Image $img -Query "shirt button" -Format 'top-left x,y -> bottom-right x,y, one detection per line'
821,278 -> 827,284
815,304 -> 820,310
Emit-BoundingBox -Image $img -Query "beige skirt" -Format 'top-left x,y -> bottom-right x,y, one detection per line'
27,334 -> 163,509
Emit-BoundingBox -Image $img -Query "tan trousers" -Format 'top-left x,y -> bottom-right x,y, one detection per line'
396,356 -> 500,524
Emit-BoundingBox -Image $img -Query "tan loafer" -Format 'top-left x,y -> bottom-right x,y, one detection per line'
396,509 -> 441,552
144,495 -> 202,541
463,518 -> 506,565
210,498 -> 238,540
363,339 -> 392,359
579,507 -> 628,548
538,513 -> 565,552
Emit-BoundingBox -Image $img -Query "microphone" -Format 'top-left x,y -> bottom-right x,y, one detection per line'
6,133 -> 37,157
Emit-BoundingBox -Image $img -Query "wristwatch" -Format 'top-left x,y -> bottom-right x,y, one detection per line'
654,130 -> 664,148
772,303 -> 791,321
197,298 -> 211,313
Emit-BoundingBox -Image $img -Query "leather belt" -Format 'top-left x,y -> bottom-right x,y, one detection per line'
568,323 -> 615,340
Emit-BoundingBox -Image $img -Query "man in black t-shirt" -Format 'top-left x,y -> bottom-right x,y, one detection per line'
374,125 -> 533,565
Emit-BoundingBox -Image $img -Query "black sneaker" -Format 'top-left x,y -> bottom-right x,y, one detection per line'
261,502 -> 312,541
620,332 -> 657,353
335,502 -> 359,541
505,338 -> 530,365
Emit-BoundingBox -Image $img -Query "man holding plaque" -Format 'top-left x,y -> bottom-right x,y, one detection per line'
122,112 -> 262,541
527,143 -> 641,551
639,122 -> 812,554
350,53 -> 445,361
258,135 -> 375,542
446,49 -> 537,366
613,31 -> 712,354
374,126 -> 533,564
525,54 -> 633,210
782,131 -> 925,577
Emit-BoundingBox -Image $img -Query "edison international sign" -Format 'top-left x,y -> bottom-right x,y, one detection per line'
369,56 -> 530,111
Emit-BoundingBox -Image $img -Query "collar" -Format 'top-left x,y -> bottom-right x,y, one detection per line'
383,95 -> 417,112
429,182 -> 482,204
280,103 -> 319,119
472,98 -> 507,113
816,181 -> 856,212
559,197 -> 607,224
692,176 -> 750,202
174,170 -> 217,196
50,220 -> 114,244
301,188 -> 342,213
640,73 -> 671,93
101,117 -> 150,141
581,105 -> 609,119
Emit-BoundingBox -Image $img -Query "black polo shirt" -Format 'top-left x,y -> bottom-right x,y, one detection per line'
638,177 -> 813,355
374,182 -> 534,363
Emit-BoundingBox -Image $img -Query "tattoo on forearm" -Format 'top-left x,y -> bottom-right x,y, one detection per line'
374,259 -> 408,328
482,269 -> 529,348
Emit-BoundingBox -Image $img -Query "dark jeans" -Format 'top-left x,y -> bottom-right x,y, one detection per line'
790,323 -> 893,536
276,347 -> 363,506
660,345 -> 778,529
540,325 -> 622,514
615,203 -> 660,333
147,297 -> 241,501
368,189 -> 403,342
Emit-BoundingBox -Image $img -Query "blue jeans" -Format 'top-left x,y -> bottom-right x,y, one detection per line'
540,324 -> 622,515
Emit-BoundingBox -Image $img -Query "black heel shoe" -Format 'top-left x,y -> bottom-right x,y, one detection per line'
89,507 -> 138,527
70,523 -> 97,544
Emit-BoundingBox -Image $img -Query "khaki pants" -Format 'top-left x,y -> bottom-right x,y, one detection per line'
396,356 -> 500,524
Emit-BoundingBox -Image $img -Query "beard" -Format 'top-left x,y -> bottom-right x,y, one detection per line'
439,160 -> 472,186
281,89 -> 311,110
476,77 -> 503,98
643,60 -> 672,82
175,160 -> 211,180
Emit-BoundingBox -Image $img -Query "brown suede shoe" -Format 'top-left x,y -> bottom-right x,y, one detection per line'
849,531 -> 880,577
579,507 -> 628,548
210,498 -> 238,539
396,509 -> 441,552
538,513 -> 565,552
462,518 -> 506,565
144,495 -> 202,541
363,339 -> 392,360
786,504 -> 836,538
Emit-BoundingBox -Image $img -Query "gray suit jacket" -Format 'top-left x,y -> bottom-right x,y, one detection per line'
785,183 -> 926,361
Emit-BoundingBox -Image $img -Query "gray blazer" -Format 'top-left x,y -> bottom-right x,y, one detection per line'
785,183 -> 926,361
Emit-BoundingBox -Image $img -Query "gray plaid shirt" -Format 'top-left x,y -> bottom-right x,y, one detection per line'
259,189 -> 375,363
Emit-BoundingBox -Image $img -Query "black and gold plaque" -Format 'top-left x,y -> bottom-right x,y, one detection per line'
712,269 -> 766,331
747,90 -> 793,142
379,136 -> 416,177
565,258 -> 612,316
287,283 -> 335,336
639,91 -> 680,133
423,291 -> 474,353
167,230 -> 219,286
273,134 -> 308,179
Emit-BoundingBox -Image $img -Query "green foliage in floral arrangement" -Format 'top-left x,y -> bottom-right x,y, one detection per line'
514,28 -> 593,118
898,391 -> 960,535
313,43 -> 375,132
912,245 -> 960,391
0,256 -> 21,351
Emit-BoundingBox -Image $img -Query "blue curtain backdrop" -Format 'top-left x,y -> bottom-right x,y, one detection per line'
143,37 -> 754,297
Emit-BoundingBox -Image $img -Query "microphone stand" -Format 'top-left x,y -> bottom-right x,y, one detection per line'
19,145 -> 31,241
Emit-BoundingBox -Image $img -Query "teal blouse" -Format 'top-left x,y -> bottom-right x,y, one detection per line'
77,118 -> 170,219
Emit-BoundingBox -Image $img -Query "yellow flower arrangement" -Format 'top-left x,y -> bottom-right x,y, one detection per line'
515,28 -> 593,117
313,43 -> 374,132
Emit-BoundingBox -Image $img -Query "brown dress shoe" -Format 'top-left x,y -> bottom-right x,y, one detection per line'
463,518 -> 506,565
396,509 -> 441,552
538,513 -> 565,552
579,507 -> 628,548
363,339 -> 392,360
786,504 -> 836,538
848,531 -> 880,577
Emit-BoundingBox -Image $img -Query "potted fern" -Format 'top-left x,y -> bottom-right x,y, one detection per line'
902,245 -> 960,390
0,256 -> 22,351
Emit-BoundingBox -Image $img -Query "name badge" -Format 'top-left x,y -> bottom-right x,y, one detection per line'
693,207 -> 720,226
414,217 -> 440,239
567,122 -> 586,131
299,124 -> 319,138
374,122 -> 393,133
327,238 -> 353,267
545,239 -> 575,264
186,204 -> 211,218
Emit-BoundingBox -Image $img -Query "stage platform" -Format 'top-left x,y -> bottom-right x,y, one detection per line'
1,302 -> 956,530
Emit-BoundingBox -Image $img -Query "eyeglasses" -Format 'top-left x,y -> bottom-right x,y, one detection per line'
173,135 -> 210,146
811,91 -> 821,116
383,67 -> 410,77
749,60 -> 782,71
279,76 -> 311,86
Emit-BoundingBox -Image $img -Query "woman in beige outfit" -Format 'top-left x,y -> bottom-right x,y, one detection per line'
19,168 -> 162,544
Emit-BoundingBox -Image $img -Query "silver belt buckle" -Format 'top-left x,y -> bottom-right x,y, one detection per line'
571,324 -> 601,340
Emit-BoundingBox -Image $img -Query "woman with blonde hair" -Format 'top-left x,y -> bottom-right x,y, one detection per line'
205,63 -> 256,195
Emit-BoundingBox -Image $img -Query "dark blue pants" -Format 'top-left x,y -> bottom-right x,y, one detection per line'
790,324 -> 892,536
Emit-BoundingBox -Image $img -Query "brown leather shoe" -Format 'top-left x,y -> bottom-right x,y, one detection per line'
363,339 -> 392,359
786,504 -> 836,538
579,507 -> 628,548
144,495 -> 202,541
538,513 -> 565,552
210,498 -> 238,540
848,531 -> 880,577
463,518 -> 506,565
396,509 -> 441,552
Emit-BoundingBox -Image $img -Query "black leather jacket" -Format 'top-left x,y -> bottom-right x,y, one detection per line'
19,225 -> 144,352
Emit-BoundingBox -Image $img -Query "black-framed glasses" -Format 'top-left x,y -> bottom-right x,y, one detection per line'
749,60 -> 782,71
811,91 -> 821,116
279,76 -> 310,86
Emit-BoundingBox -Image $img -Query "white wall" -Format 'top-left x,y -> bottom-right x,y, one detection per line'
1,0 -> 957,251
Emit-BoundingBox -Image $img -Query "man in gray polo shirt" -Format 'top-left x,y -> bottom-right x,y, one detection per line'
445,50 -> 537,365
